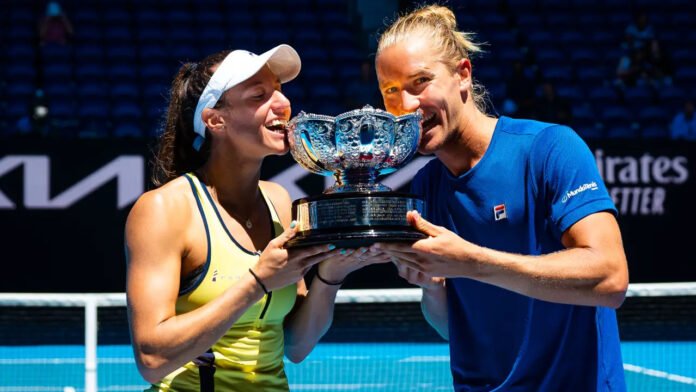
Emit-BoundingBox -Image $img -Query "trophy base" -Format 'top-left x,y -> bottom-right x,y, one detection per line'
286,191 -> 426,249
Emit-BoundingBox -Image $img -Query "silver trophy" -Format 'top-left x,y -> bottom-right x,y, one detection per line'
285,105 -> 426,248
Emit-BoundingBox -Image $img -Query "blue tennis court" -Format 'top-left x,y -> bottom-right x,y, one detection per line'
1,342 -> 694,391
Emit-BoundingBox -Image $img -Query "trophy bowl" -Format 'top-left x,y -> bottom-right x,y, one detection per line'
285,105 -> 426,248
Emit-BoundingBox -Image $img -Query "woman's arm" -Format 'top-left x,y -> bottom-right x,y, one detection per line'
126,184 -> 316,383
126,188 -> 268,382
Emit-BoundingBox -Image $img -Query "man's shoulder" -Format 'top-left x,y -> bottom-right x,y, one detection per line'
499,116 -> 564,137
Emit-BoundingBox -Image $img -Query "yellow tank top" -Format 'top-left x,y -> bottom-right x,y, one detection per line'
148,173 -> 297,392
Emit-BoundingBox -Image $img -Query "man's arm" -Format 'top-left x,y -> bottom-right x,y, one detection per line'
377,210 -> 628,309
393,263 -> 449,340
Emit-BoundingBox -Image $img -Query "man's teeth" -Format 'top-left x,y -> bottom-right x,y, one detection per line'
423,113 -> 435,123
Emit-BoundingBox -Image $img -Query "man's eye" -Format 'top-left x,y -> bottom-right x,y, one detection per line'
384,87 -> 398,94
415,77 -> 430,84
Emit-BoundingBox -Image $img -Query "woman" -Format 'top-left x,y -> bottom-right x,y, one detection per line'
125,44 -> 382,391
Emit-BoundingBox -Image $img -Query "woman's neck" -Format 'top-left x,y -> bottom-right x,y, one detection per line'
197,147 -> 264,211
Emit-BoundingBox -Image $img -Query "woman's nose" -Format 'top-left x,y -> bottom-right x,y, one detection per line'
271,90 -> 291,114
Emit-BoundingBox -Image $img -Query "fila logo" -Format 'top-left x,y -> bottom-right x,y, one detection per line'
494,204 -> 507,221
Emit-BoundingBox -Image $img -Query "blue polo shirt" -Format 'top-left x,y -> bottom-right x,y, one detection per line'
411,116 -> 625,391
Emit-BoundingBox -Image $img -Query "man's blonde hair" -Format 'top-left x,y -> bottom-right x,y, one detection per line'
377,4 -> 488,112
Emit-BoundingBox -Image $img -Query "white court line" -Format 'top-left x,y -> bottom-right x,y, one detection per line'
0,387 -> 146,392
624,364 -> 696,385
289,384 -> 389,390
0,358 -> 134,365
399,356 -> 450,363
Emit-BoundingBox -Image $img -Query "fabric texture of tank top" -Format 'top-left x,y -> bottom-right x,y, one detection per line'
148,173 -> 297,392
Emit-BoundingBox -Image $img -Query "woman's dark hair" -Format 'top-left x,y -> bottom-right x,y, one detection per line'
151,50 -> 230,187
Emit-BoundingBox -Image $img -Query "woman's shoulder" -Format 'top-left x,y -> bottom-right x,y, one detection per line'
126,176 -> 196,231
259,181 -> 291,203
259,180 -> 292,224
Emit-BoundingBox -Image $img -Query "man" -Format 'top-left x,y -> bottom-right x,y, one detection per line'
371,4 -> 629,391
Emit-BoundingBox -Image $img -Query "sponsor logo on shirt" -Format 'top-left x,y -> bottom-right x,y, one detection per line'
562,181 -> 599,203
493,204 -> 507,221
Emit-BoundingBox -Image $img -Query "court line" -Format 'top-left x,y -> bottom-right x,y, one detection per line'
0,387 -> 146,392
399,356 -> 450,363
623,364 -> 696,385
289,384 -> 389,390
0,358 -> 134,365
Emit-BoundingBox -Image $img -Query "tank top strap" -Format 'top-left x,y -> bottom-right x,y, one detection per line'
259,186 -> 285,237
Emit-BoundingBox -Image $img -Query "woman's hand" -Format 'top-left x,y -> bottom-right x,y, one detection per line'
253,224 -> 338,291
316,246 -> 393,284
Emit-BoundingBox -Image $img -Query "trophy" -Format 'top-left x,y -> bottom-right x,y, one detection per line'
285,105 -> 426,248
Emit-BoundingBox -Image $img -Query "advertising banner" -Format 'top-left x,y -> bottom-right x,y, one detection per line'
1,138 -> 694,292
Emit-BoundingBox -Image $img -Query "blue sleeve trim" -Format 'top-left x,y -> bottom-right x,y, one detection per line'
556,199 -> 618,234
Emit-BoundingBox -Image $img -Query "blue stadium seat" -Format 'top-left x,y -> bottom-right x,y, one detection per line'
638,106 -> 669,127
103,10 -> 130,25
41,44 -> 73,63
588,86 -> 619,106
7,82 -> 35,98
44,82 -> 75,100
49,101 -> 76,119
5,64 -> 35,81
113,122 -> 143,138
658,86 -> 686,107
75,63 -> 107,83
623,86 -> 655,106
111,83 -> 140,100
543,66 -> 574,84
557,86 -> 584,101
78,100 -> 110,120
7,44 -> 35,62
74,44 -> 104,63
641,125 -> 669,138
516,13 -> 543,28
77,83 -> 108,101
605,126 -> 638,139
106,45 -> 137,64
103,26 -> 133,43
601,105 -> 633,128
44,64 -> 73,80
108,64 -> 138,82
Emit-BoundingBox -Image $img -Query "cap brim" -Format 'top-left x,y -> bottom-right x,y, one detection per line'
259,44 -> 302,84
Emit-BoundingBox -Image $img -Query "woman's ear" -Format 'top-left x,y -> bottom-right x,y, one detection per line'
201,107 -> 225,135
456,58 -> 472,92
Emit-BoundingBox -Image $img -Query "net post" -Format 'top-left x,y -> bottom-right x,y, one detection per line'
84,296 -> 98,392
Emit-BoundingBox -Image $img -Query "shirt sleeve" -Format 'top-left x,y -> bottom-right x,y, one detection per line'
530,125 -> 617,236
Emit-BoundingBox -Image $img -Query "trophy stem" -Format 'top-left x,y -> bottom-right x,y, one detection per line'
325,168 -> 391,193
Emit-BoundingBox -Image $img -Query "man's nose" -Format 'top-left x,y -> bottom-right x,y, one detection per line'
401,90 -> 420,113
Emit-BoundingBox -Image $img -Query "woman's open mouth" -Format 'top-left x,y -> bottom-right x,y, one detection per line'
265,119 -> 288,134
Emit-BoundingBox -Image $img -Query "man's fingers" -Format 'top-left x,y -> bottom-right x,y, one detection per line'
407,210 -> 442,236
370,242 -> 419,255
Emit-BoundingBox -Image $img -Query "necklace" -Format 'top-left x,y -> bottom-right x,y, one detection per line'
227,210 -> 254,230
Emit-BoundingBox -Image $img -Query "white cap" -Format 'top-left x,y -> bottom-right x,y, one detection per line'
192,44 -> 301,150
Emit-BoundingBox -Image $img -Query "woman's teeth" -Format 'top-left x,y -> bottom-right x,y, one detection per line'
265,120 -> 287,134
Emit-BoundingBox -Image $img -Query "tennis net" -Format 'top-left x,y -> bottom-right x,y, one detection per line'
0,283 -> 694,391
